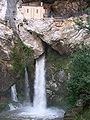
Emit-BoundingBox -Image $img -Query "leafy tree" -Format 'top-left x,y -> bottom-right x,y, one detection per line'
67,43 -> 90,106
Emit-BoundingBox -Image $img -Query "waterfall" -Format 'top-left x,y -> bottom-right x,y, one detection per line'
33,54 -> 47,110
24,67 -> 30,102
8,103 -> 18,111
6,54 -> 65,119
11,84 -> 18,102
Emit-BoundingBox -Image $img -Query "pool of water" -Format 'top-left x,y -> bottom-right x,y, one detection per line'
0,106 -> 64,120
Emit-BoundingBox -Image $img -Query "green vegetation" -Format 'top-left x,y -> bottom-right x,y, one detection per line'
0,98 -> 9,112
46,47 -> 70,107
11,39 -> 34,77
10,38 -> 34,99
69,7 -> 90,106
66,6 -> 90,119
47,47 -> 70,72
74,108 -> 90,120
67,43 -> 90,106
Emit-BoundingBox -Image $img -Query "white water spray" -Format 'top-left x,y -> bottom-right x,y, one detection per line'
11,84 -> 18,102
4,54 -> 65,119
17,54 -> 65,119
24,67 -> 30,102
8,103 -> 18,111
33,55 -> 47,110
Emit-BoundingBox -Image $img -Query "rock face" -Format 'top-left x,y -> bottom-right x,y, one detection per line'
50,0 -> 87,18
0,0 -> 90,93
22,0 -> 87,18
0,0 -> 18,92
0,0 -> 44,92
46,67 -> 67,106
0,0 -> 90,57
0,0 -> 44,58
21,15 -> 90,55
18,24 -> 44,58
46,47 -> 69,106
0,22 -> 15,92
0,0 -> 7,21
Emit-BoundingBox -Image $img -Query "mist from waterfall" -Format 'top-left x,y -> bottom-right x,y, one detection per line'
8,103 -> 18,111
24,67 -> 30,103
33,55 -> 47,110
11,84 -> 18,102
17,54 -> 65,119
4,54 -> 65,119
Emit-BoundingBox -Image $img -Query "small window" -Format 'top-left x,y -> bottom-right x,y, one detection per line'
36,9 -> 38,14
27,9 -> 29,13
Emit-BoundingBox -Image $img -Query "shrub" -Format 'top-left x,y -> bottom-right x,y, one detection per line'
67,43 -> 90,106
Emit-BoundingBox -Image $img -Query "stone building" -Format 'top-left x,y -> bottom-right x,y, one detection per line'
21,2 -> 45,19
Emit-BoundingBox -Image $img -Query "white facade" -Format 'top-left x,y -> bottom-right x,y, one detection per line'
21,6 -> 45,19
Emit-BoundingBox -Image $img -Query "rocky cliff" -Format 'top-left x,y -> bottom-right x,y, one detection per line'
0,0 -> 90,92
23,0 -> 87,17
20,15 -> 90,55
0,22 -> 15,92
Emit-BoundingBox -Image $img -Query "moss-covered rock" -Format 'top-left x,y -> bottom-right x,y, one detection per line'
46,47 -> 70,107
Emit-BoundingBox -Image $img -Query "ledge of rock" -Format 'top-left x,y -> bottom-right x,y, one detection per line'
18,25 -> 44,58
21,14 -> 90,55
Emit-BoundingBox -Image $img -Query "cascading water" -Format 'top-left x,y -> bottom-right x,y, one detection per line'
9,84 -> 19,111
33,55 -> 46,110
8,103 -> 18,111
24,67 -> 30,103
0,54 -> 65,120
18,54 -> 65,119
11,84 -> 18,102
